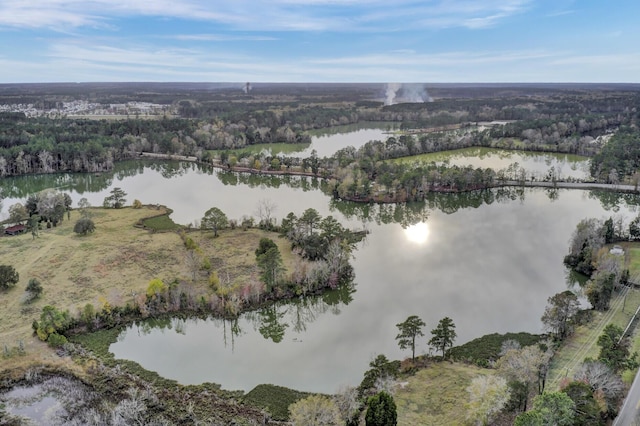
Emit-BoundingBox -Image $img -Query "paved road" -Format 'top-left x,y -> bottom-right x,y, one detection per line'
614,367 -> 640,426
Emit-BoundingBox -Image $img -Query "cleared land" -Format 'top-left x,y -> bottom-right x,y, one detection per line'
0,206 -> 294,371
395,362 -> 495,426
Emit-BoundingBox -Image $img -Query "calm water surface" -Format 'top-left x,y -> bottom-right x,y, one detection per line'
399,147 -> 590,180
108,183 -> 637,393
0,129 -> 635,394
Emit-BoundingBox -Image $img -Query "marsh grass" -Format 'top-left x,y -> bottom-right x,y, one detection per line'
243,384 -> 311,421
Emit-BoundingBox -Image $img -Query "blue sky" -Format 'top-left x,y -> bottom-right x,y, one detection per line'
0,0 -> 638,83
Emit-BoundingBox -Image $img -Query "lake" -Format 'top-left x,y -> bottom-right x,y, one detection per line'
0,128 -> 633,394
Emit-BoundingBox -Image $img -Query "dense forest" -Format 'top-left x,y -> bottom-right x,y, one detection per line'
0,83 -> 639,182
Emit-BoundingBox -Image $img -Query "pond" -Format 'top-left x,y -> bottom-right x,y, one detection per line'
0,128 -> 635,394
0,376 -> 100,425
108,183 -> 637,393
229,122 -> 397,158
393,147 -> 590,180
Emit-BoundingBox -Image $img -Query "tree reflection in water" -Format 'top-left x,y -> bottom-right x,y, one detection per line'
243,279 -> 356,343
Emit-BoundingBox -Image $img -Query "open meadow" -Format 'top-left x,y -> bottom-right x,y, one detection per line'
0,206 -> 294,373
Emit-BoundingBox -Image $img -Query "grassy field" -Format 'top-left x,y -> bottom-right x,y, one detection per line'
0,206 -> 295,372
395,362 -> 495,426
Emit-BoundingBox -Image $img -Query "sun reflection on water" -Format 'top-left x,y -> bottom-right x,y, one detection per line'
404,222 -> 430,244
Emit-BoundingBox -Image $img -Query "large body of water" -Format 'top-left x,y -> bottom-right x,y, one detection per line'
0,127 -> 634,394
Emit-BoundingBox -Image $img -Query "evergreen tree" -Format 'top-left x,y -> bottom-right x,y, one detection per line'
429,317 -> 457,358
395,315 -> 425,361
365,391 -> 397,426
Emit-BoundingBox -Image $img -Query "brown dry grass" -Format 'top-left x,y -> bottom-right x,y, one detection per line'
0,206 -> 292,371
395,362 -> 496,426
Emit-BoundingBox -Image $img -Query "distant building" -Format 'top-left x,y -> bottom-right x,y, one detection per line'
4,224 -> 26,236
610,245 -> 624,256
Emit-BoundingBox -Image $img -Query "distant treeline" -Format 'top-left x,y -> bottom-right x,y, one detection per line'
0,114 -> 310,176
0,88 -> 639,178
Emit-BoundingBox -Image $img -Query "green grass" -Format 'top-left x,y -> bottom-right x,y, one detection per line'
628,247 -> 640,273
243,384 -> 312,421
395,362 -> 495,426
141,214 -> 181,231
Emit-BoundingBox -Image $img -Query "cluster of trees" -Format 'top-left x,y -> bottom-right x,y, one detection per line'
197,204 -> 359,300
0,111 -> 311,176
590,127 -> 640,183
279,208 -> 358,292
564,216 -> 630,310
489,115 -> 621,156
455,280 -> 638,425
468,286 -> 638,423
504,333 -> 634,425
461,334 -> 630,425
21,189 -> 72,229
5,189 -> 98,237
395,315 -> 457,361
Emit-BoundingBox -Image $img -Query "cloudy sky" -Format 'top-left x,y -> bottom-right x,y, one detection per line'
0,0 -> 638,83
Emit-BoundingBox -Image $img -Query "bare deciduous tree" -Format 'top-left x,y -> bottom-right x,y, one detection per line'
255,198 -> 277,228
574,360 -> 624,414
289,394 -> 341,426
466,375 -> 511,426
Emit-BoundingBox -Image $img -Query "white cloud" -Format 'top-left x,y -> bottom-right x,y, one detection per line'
0,0 -> 533,31
3,37 -> 627,83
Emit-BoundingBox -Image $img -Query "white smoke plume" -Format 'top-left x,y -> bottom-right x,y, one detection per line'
243,82 -> 252,94
384,83 -> 432,105
385,83 -> 402,106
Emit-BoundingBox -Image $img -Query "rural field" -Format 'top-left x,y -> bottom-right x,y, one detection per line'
0,205 -> 294,373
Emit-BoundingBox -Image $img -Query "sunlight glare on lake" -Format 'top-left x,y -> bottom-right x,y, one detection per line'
404,222 -> 430,244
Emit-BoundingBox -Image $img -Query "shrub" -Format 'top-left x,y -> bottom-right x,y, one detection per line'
201,258 -> 211,270
289,395 -> 341,426
74,217 -> 96,235
243,384 -> 311,421
47,333 -> 68,348
449,332 -> 542,366
132,199 -> 143,209
208,271 -> 220,289
0,265 -> 19,291
24,278 -> 43,303
146,278 -> 166,298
